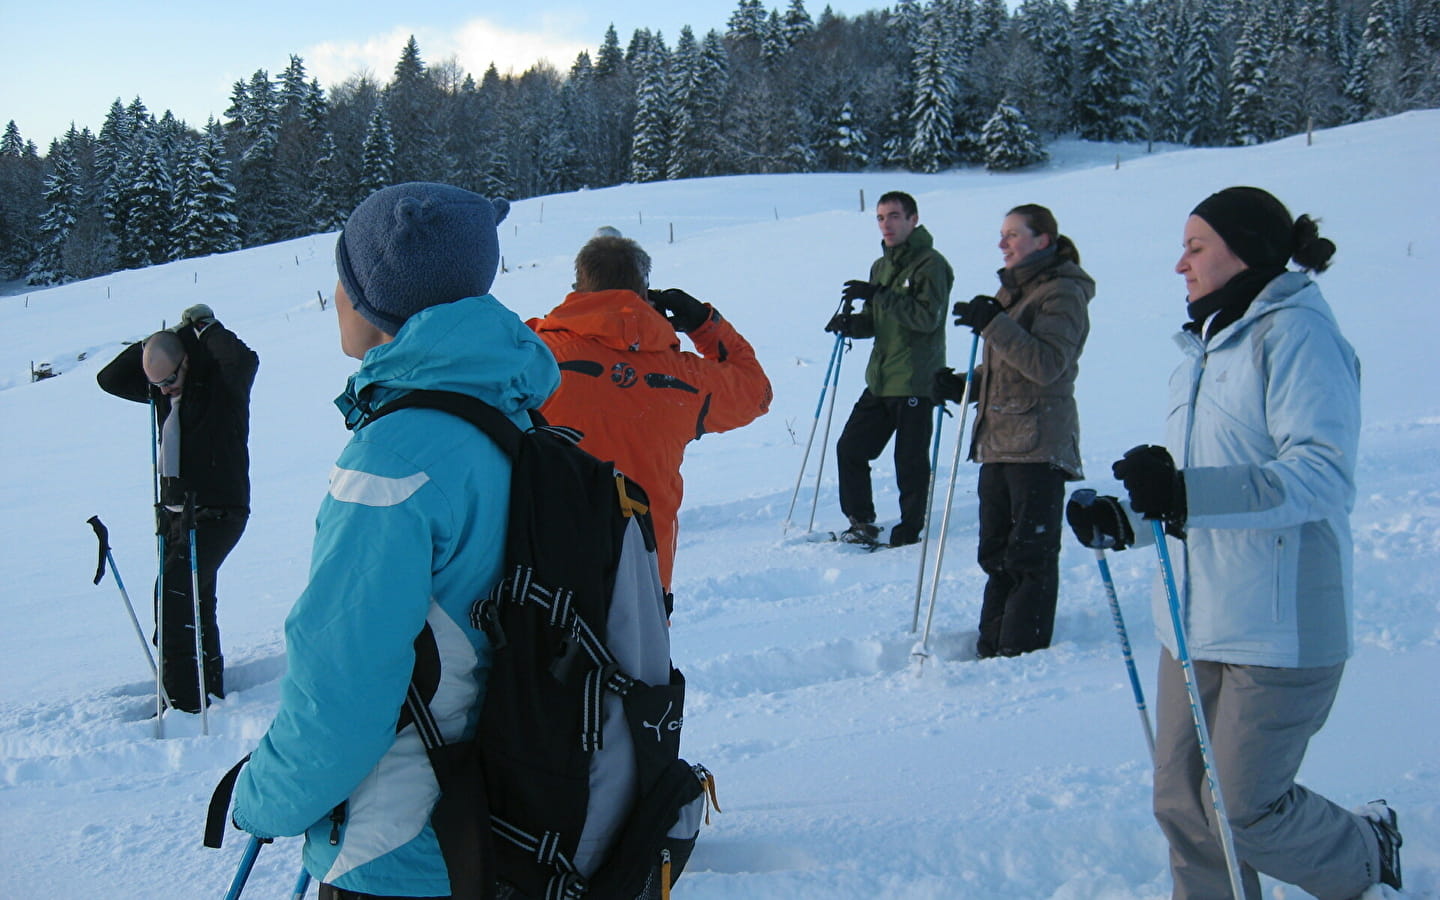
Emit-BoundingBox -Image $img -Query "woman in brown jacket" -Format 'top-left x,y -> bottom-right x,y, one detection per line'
950,204 -> 1095,658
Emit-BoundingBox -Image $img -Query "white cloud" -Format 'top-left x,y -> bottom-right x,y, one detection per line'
303,17 -> 592,88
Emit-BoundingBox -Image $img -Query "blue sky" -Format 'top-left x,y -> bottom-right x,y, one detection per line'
2,0 -> 883,151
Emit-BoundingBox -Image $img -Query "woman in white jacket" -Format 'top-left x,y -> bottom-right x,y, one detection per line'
1066,187 -> 1401,899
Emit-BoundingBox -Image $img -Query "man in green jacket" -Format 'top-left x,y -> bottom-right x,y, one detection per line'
826,191 -> 953,547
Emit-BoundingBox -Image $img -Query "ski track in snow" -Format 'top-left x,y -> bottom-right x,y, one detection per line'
2,113 -> 1439,898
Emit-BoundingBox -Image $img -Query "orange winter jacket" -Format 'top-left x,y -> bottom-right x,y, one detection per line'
529,290 -> 771,589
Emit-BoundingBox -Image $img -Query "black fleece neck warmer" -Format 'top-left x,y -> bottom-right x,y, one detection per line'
1185,266 -> 1285,340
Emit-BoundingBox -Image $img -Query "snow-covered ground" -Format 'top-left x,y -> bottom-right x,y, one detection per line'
2,111 -> 1437,899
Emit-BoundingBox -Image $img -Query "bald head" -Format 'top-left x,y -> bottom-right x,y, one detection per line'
143,331 -> 188,395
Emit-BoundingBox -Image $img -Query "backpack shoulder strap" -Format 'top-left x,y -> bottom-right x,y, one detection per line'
363,388 -> 528,458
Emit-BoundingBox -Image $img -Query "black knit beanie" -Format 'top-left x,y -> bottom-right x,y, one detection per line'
1190,186 -> 1294,270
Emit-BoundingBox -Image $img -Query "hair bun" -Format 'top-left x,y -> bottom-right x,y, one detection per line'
1290,214 -> 1335,273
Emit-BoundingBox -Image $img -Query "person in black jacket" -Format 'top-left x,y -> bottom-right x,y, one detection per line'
97,304 -> 258,712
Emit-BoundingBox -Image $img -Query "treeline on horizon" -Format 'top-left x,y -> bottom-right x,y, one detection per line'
2,0 -> 1437,287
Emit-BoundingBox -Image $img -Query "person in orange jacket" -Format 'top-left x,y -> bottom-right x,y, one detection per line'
529,232 -> 772,605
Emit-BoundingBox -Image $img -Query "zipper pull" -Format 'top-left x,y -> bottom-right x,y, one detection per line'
693,764 -> 722,823
328,803 -> 347,846
661,848 -> 672,900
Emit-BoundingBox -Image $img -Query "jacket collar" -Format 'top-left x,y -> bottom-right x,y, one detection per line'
529,290 -> 681,353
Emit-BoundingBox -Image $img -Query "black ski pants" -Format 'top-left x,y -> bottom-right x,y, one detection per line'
975,462 -> 1066,658
836,390 -> 933,532
156,507 -> 246,712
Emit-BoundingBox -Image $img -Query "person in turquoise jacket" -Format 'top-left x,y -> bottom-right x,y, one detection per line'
231,182 -> 559,899
1066,187 -> 1401,899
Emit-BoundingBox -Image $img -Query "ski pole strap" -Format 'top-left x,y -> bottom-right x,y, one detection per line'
87,516 -> 110,585
205,755 -> 252,849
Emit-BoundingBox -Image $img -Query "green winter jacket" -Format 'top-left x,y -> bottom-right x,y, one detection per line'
847,225 -> 953,398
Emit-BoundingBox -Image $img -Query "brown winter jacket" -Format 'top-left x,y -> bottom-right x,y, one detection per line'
968,250 -> 1094,478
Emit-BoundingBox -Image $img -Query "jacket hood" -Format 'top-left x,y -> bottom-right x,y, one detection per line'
338,294 -> 559,425
529,290 -> 681,354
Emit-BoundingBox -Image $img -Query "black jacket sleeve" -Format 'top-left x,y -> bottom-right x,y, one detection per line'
95,341 -> 151,404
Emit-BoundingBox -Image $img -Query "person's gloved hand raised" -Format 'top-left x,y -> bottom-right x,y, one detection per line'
1065,489 -> 1134,550
172,303 -> 216,333
841,280 -> 876,303
952,295 -> 1001,334
649,289 -> 711,333
1112,444 -> 1186,525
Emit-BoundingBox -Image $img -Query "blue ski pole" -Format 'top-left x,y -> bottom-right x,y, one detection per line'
783,331 -> 846,533
805,332 -> 850,534
185,492 -> 210,735
87,516 -> 174,711
1152,519 -> 1244,899
1093,548 -> 1155,762
224,836 -> 263,900
291,865 -> 312,899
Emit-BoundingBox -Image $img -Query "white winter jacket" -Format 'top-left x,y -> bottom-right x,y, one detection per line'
1138,272 -> 1361,668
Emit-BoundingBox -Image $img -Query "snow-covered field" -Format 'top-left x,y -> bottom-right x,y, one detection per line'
2,111 -> 1437,899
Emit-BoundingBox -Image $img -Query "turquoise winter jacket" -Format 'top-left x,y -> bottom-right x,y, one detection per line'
232,296 -> 559,896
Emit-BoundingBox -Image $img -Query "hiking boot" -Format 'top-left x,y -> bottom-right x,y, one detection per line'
838,522 -> 881,545
888,523 -> 921,547
1358,800 -> 1402,890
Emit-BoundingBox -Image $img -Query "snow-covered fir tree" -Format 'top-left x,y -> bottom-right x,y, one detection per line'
1180,0 -> 1225,145
1227,9 -> 1273,146
630,41 -> 671,182
127,136 -> 175,266
728,0 -> 768,43
359,105 -> 397,197
27,144 -> 81,285
782,0 -> 815,47
179,121 -> 241,258
981,101 -> 1048,170
825,100 -> 871,171
1073,0 -> 1148,142
666,26 -> 704,180
908,3 -> 956,173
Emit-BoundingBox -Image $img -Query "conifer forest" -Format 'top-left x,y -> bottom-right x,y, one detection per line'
2,0 -> 1437,286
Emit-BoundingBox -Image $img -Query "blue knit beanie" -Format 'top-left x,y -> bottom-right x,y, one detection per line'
336,182 -> 511,334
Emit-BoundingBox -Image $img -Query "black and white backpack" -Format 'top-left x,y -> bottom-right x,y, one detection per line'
374,389 -> 719,900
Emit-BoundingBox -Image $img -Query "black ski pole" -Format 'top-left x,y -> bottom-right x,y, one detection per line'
151,396 -> 166,736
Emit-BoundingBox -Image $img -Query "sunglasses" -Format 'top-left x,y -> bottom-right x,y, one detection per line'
149,363 -> 183,389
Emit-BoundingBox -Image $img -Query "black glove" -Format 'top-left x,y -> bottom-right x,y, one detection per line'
1112,444 -> 1187,525
841,279 -> 876,303
952,295 -> 1001,333
932,367 -> 967,404
824,312 -> 851,336
1065,489 -> 1134,551
650,288 -> 710,332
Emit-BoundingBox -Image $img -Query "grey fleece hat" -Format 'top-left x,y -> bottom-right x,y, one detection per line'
336,182 -> 511,334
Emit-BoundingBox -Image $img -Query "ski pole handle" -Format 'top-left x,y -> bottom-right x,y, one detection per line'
87,515 -> 109,585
